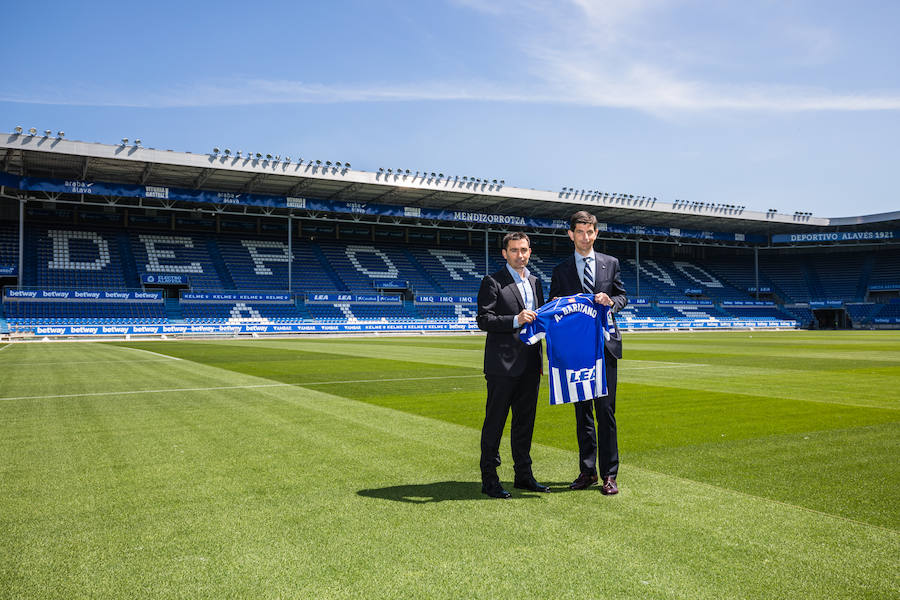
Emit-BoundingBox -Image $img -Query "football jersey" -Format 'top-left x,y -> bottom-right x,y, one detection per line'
520,294 -> 612,405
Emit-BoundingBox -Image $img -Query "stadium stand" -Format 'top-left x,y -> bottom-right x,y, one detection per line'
130,232 -> 226,290
2,133 -> 898,337
0,223 -> 17,268
5,217 -> 900,332
869,248 -> 900,289
846,303 -> 881,325
755,255 -> 816,303
407,246 -> 498,295
5,294 -> 166,326
808,253 -> 867,302
28,226 -> 128,289
414,303 -> 478,321
181,301 -> 306,324
305,303 -> 353,321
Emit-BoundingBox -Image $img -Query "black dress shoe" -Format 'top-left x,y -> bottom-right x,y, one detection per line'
513,477 -> 551,493
600,476 -> 619,495
569,472 -> 599,490
481,484 -> 511,499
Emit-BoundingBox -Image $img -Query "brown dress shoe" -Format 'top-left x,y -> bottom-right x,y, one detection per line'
601,477 -> 618,495
569,472 -> 599,490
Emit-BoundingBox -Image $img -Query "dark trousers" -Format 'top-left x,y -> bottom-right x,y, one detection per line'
574,352 -> 618,478
480,371 -> 541,487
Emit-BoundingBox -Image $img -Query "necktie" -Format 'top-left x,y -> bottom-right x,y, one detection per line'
521,277 -> 531,309
583,256 -> 594,294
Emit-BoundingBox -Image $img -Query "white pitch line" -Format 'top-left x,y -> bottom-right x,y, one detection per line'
0,374 -> 483,402
118,346 -> 183,361
0,344 -> 11,353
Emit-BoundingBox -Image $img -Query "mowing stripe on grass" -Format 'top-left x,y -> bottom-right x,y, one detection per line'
630,462 -> 900,535
0,373 -> 485,402
7,358 -> 177,367
625,361 -> 711,370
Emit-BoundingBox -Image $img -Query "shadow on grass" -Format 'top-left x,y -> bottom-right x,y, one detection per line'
357,480 -> 545,503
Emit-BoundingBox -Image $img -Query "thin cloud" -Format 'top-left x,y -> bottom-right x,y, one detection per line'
3,74 -> 900,112
3,1 -> 899,112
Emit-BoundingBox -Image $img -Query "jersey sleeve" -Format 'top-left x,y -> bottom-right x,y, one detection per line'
519,308 -> 548,345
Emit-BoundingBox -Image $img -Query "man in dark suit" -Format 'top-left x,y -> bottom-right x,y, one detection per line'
549,211 -> 628,495
476,231 -> 551,499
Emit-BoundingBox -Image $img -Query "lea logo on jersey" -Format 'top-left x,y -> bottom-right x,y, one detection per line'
567,367 -> 596,383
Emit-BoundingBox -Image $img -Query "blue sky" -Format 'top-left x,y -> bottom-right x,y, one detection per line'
3,0 -> 899,218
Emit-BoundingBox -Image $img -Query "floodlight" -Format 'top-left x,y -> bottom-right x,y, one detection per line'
14,126 -> 23,134
326,161 -> 332,166
121,137 -> 128,144
213,147 -> 220,153
284,156 -> 289,162
336,162 -> 342,167
379,167 -> 384,172
224,148 -> 231,155
236,151 -> 242,157
439,173 -> 444,178
28,127 -> 37,135
345,162 -> 351,168
266,154 -> 273,159
256,153 -> 262,159
44,129 -> 51,136
57,131 -> 65,138
134,138 -> 141,146
500,180 -> 504,185
316,160 -> 321,165
404,169 -> 409,174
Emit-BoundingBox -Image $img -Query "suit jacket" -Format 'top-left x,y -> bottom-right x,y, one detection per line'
476,267 -> 545,377
549,253 -> 627,359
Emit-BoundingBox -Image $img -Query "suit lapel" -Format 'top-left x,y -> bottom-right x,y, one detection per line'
595,254 -> 608,283
499,268 -> 525,310
565,256 -> 579,292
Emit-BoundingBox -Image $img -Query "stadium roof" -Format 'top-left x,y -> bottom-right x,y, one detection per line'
2,132 -> 898,239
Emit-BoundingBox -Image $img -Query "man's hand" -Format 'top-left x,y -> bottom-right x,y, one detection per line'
594,292 -> 613,307
517,309 -> 538,324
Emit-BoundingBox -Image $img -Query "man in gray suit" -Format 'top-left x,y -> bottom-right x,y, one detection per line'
476,231 -> 550,499
549,211 -> 628,495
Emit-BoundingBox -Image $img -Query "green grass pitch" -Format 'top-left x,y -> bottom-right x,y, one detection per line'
1,330 -> 898,599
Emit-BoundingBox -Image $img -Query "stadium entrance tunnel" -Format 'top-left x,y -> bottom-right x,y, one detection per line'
146,283 -> 189,299
813,308 -> 850,329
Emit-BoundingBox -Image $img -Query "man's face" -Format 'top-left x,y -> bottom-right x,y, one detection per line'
502,238 -> 531,271
568,222 -> 597,255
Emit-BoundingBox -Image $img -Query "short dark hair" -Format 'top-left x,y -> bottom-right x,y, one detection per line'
569,210 -> 597,231
502,231 -> 530,250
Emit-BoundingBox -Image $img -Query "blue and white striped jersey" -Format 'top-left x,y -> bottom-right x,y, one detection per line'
520,294 -> 611,405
